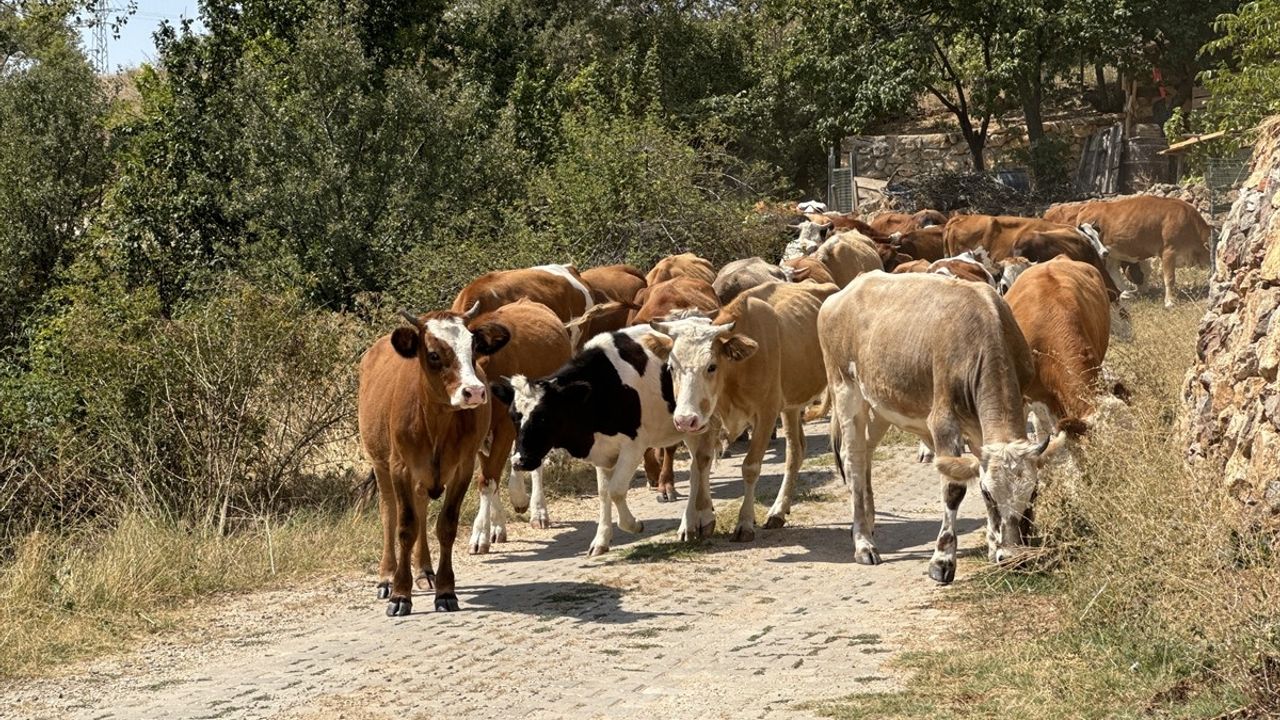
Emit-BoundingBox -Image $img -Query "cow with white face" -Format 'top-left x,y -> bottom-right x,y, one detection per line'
655,281 -> 837,542
819,272 -> 1067,583
782,220 -> 831,261
492,327 -> 687,556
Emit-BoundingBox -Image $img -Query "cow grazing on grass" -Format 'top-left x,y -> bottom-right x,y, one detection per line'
1072,196 -> 1212,307
819,272 -> 1067,583
943,214 -> 1072,261
628,275 -> 721,501
358,303 -> 511,615
467,300 -> 577,554
452,264 -> 596,347
494,327 -> 686,556
580,264 -> 647,339
713,257 -> 792,305
645,252 -> 716,286
654,281 -> 838,541
1004,257 -> 1118,436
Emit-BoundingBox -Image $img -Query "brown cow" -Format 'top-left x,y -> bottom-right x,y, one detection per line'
655,281 -> 840,540
713,257 -> 791,305
928,253 -> 996,287
943,214 -> 1072,260
891,225 -> 946,262
892,259 -> 930,274
580,264 -> 646,338
453,264 -> 595,346
869,209 -> 948,236
783,255 -> 837,285
468,300 -> 575,553
645,252 -> 716,286
809,230 -> 883,287
1007,226 -> 1121,302
1042,200 -> 1089,226
1004,258 -> 1115,435
358,303 -> 511,615
1073,196 -> 1211,307
630,276 -> 721,501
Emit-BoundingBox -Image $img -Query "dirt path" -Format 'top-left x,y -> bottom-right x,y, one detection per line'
3,423 -> 988,720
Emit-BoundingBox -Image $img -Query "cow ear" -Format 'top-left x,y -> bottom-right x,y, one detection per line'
718,333 -> 758,362
934,455 -> 980,481
472,323 -> 511,356
391,327 -> 420,358
490,379 -> 514,406
791,265 -> 811,282
639,332 -> 672,361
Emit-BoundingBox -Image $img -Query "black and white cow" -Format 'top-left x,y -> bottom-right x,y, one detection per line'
491,326 -> 687,556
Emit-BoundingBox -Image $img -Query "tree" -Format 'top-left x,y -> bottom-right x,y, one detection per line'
1196,0 -> 1280,140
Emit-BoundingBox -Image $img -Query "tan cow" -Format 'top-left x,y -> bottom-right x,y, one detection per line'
783,255 -> 837,285
580,264 -> 646,338
808,230 -> 883,287
645,252 -> 716,286
453,264 -> 595,346
467,300 -> 575,553
358,303 -> 511,615
943,214 -> 1072,260
819,272 -> 1066,583
630,276 -> 721,502
1073,196 -> 1211,307
654,281 -> 839,541
1004,257 -> 1115,435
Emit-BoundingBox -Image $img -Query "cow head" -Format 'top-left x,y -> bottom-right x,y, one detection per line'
1076,223 -> 1109,261
650,317 -> 757,434
783,221 -> 831,261
935,432 -> 1069,563
392,302 -> 510,410
493,374 -> 591,471
997,257 -> 1032,295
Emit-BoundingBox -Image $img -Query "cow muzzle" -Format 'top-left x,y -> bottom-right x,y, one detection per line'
674,414 -> 707,434
457,384 -> 487,408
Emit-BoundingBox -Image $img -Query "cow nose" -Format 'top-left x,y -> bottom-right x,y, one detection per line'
461,385 -> 487,406
674,414 -> 702,433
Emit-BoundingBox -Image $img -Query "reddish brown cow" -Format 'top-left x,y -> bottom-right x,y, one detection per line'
1009,228 -> 1121,302
891,225 -> 946,262
892,259 -> 930,274
468,300 -> 575,553
943,214 -> 1072,260
580,264 -> 647,338
783,256 -> 837,284
629,276 -> 721,501
358,304 -> 511,615
869,209 -> 948,236
453,264 -> 595,346
645,252 -> 716,286
928,255 -> 996,286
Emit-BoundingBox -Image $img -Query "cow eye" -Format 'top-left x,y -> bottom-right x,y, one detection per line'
707,363 -> 718,374
427,351 -> 442,365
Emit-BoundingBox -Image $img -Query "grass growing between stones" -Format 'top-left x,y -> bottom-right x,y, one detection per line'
813,293 -> 1280,718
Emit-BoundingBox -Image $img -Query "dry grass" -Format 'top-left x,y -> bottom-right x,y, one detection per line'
815,289 -> 1280,719
0,510 -> 380,679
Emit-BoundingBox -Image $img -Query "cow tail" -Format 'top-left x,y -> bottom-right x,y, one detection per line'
830,413 -> 847,486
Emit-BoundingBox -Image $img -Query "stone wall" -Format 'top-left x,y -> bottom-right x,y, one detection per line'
841,114 -> 1123,181
1184,117 -> 1280,524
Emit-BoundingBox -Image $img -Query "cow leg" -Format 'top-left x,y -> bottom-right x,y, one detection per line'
765,408 -> 806,529
643,447 -> 662,489
508,459 -> 530,514
927,415 -> 966,585
1161,247 -> 1178,308
1107,256 -> 1137,299
386,472 -> 421,617
679,426 -> 719,541
412,499 -> 434,590
433,473 -> 469,612
528,467 -> 551,529
980,486 -> 1001,562
658,445 -> 679,502
469,476 -> 496,555
832,380 -> 880,565
916,441 -> 935,463
608,446 -> 646,537
372,464 -> 396,599
734,415 -> 776,542
589,466 -> 615,556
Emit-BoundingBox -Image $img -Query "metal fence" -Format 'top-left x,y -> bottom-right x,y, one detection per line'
827,148 -> 857,213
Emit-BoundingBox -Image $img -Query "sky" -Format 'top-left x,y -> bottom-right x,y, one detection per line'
77,1 -> 205,70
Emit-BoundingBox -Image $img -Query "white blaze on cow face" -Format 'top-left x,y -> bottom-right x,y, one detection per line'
977,434 -> 1065,561
654,318 -> 757,434
998,258 -> 1032,295
782,221 -> 830,261
426,317 -> 488,409
1077,223 -> 1108,260
507,374 -> 545,469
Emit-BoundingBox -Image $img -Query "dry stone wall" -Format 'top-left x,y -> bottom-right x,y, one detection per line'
1185,118 -> 1280,523
842,115 -> 1122,181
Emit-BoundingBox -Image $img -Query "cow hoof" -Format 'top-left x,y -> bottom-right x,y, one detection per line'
386,597 -> 412,617
434,593 -> 459,612
853,548 -> 881,566
663,489 -> 681,501
530,512 -> 551,530
732,526 -> 755,543
763,515 -> 786,530
622,520 -> 644,534
415,573 -> 435,591
928,561 -> 956,584
588,543 -> 610,557
512,503 -> 529,514
469,542 -> 490,555
698,521 -> 716,539
655,492 -> 669,503
376,582 -> 391,599
491,528 -> 507,544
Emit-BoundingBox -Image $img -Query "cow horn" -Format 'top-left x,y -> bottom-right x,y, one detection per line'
399,310 -> 423,329
461,301 -> 482,322
1033,433 -> 1052,456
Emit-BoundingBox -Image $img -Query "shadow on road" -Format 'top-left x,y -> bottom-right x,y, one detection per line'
462,581 -> 684,624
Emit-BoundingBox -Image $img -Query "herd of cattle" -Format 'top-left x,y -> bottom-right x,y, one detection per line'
356,194 -> 1212,616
